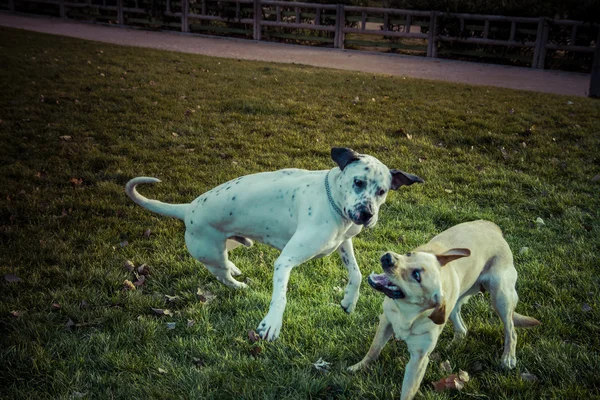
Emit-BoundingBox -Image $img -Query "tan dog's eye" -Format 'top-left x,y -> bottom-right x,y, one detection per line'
412,270 -> 421,283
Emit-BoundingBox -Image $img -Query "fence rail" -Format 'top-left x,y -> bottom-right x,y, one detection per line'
4,0 -> 599,96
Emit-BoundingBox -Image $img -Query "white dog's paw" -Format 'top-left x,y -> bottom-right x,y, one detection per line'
501,354 -> 517,369
340,290 -> 359,313
229,264 -> 242,276
256,313 -> 283,341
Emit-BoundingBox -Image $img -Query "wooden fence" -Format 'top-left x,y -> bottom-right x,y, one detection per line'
3,0 -> 600,96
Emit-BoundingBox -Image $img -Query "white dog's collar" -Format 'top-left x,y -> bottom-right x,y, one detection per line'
325,170 -> 348,221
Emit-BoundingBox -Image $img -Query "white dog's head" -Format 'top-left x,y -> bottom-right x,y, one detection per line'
331,147 -> 423,228
368,249 -> 470,324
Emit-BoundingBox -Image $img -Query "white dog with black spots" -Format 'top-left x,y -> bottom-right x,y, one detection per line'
126,147 -> 423,340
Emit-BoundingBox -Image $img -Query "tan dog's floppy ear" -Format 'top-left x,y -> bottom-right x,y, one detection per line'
436,248 -> 471,267
428,300 -> 446,325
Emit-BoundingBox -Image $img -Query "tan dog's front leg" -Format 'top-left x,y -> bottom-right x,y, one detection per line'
401,334 -> 438,400
348,313 -> 393,372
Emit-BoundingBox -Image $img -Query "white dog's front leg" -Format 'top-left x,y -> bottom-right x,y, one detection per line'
256,256 -> 294,341
338,239 -> 362,313
257,231 -> 332,341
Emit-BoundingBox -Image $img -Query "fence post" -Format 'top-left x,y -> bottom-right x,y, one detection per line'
117,0 -> 124,25
589,29 -> 600,98
181,0 -> 189,32
532,17 -> 543,68
334,4 -> 345,49
427,11 -> 437,57
253,0 -> 262,40
533,18 -> 549,69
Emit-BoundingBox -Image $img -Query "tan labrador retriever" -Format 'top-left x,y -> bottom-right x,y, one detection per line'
348,220 -> 540,400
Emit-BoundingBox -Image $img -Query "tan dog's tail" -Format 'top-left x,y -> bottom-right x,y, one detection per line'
126,177 -> 188,220
513,312 -> 541,328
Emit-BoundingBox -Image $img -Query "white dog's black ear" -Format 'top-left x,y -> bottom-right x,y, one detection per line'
331,147 -> 360,171
390,170 -> 424,190
436,248 -> 471,266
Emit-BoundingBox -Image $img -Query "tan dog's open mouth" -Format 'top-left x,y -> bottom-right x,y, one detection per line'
368,273 -> 405,299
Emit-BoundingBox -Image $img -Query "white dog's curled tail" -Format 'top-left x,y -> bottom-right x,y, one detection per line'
125,177 -> 188,220
513,312 -> 541,328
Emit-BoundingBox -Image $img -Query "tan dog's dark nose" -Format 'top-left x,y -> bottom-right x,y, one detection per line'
380,253 -> 393,270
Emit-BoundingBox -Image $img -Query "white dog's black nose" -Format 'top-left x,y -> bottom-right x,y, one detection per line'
359,210 -> 373,223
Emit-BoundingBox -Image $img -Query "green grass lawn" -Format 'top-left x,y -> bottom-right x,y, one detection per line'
0,26 -> 599,399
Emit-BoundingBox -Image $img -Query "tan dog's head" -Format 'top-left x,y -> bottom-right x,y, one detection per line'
368,248 -> 471,325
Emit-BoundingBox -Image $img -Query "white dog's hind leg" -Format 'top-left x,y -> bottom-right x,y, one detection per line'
186,231 -> 247,289
338,239 -> 362,313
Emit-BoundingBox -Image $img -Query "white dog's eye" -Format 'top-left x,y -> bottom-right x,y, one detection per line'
377,188 -> 386,196
412,270 -> 421,283
354,179 -> 365,189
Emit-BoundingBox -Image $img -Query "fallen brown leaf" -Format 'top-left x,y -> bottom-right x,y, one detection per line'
123,280 -> 136,291
439,360 -> 452,373
51,302 -> 61,310
192,357 -> 204,367
4,273 -> 23,283
123,260 -> 135,272
248,330 -> 260,343
151,308 -> 173,317
521,372 -> 538,382
249,346 -> 262,358
9,310 -> 24,317
133,275 -> 145,287
196,288 -> 216,303
137,264 -> 150,276
69,177 -> 83,186
143,228 -> 152,238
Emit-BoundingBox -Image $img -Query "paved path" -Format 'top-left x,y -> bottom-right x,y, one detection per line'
0,11 -> 591,97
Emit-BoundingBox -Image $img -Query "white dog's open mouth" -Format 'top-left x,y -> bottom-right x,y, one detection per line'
368,273 -> 405,299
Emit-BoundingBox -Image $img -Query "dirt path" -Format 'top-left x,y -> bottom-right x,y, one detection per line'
0,11 -> 591,97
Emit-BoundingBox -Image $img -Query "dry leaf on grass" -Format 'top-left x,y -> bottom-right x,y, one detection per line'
133,275 -> 145,287
143,228 -> 152,238
521,372 -> 538,382
196,288 -> 216,303
313,358 -> 331,373
4,273 -> 23,283
433,370 -> 470,392
249,346 -> 262,358
165,295 -> 179,303
9,310 -> 24,317
187,319 -> 195,327
51,302 -> 61,310
192,357 -> 205,367
248,330 -> 260,343
158,367 -> 167,374
439,360 -> 452,373
137,264 -> 150,276
123,260 -> 135,272
166,322 -> 176,330
151,308 -> 173,317
123,280 -> 136,291
69,177 -> 83,186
